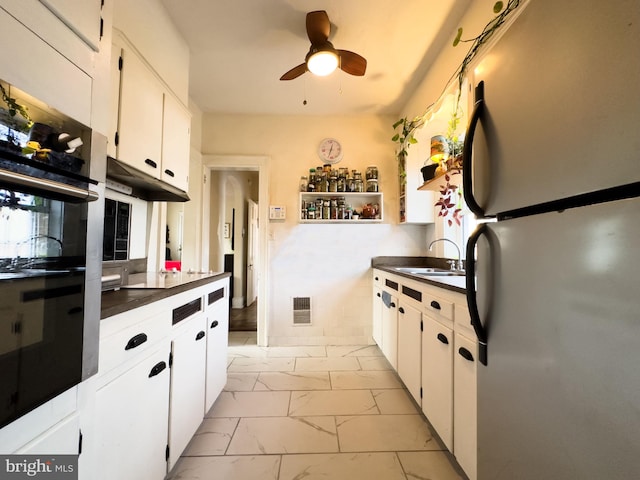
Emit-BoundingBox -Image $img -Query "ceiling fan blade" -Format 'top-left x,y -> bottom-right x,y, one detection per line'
338,50 -> 367,76
280,63 -> 308,81
306,10 -> 330,45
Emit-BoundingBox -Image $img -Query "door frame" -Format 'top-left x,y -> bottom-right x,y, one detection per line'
200,155 -> 270,346
246,199 -> 259,306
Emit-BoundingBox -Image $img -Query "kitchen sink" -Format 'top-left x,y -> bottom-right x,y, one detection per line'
391,266 -> 465,276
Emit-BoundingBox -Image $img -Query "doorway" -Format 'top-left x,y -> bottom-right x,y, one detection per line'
201,155 -> 269,346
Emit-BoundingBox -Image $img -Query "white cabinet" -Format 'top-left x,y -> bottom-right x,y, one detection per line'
94,344 -> 171,480
453,331 -> 478,480
380,289 -> 398,370
110,32 -> 191,193
168,312 -> 207,470
38,0 -> 102,50
161,93 -> 191,192
372,285 -> 383,346
204,282 -> 230,414
421,315 -> 453,450
16,414 -> 79,454
397,300 -> 422,404
116,43 -> 164,178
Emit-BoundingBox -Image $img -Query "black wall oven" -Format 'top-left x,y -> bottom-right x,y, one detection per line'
0,79 -> 104,428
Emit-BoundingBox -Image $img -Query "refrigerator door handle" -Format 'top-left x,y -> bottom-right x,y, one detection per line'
466,223 -> 489,366
462,81 -> 492,220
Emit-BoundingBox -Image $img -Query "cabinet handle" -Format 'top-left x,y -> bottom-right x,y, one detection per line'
376,292 -> 381,298
437,333 -> 449,345
390,302 -> 396,308
195,330 -> 206,341
148,361 -> 167,378
164,169 -> 175,177
210,320 -> 219,329
125,333 -> 148,350
375,276 -> 379,281
458,347 -> 474,362
398,307 -> 405,314
430,300 -> 441,310
145,158 -> 158,169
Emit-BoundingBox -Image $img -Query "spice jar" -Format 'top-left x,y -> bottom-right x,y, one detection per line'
299,176 -> 308,192
366,178 -> 379,192
366,165 -> 378,180
354,172 -> 364,192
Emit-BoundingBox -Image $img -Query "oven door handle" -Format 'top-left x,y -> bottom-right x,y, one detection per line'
0,168 -> 99,202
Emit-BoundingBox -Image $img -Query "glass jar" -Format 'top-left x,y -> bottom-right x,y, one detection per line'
337,173 -> 346,192
307,203 -> 316,219
354,172 -> 364,192
366,166 -> 378,180
337,197 -> 346,219
366,178 -> 379,192
322,199 -> 330,219
330,198 -> 338,219
329,173 -> 338,192
317,173 -> 328,192
299,176 -> 308,192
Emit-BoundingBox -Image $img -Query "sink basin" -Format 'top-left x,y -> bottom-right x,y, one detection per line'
391,266 -> 465,277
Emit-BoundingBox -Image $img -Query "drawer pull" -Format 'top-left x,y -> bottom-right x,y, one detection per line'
437,333 -> 449,345
376,292 -> 381,298
458,347 -> 474,362
125,333 -> 148,350
195,331 -> 206,341
145,158 -> 158,169
398,307 -> 405,314
430,300 -> 441,310
389,302 -> 396,308
148,361 -> 167,378
164,169 -> 175,177
210,320 -> 219,329
375,276 -> 379,281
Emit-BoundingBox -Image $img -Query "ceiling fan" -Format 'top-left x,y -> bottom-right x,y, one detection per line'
280,10 -> 367,80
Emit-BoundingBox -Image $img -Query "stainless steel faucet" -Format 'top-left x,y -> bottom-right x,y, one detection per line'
428,238 -> 464,271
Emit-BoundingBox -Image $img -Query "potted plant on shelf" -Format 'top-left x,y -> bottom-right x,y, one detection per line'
391,0 -> 522,225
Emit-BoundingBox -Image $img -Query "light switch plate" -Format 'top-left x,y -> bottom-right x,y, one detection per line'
269,205 -> 286,220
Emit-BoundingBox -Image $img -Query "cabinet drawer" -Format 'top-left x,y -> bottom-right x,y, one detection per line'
423,293 -> 454,323
454,303 -> 475,338
99,313 -> 170,376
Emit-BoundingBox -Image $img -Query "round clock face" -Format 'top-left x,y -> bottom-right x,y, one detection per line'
317,138 -> 343,164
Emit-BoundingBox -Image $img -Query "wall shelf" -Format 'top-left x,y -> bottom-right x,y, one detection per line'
417,172 -> 448,191
299,192 -> 383,223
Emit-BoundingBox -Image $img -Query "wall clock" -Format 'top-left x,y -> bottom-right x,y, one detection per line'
317,137 -> 343,164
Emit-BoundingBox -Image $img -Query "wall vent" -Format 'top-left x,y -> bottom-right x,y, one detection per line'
292,297 -> 312,325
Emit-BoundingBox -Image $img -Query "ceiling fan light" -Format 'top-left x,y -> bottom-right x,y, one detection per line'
307,51 -> 339,76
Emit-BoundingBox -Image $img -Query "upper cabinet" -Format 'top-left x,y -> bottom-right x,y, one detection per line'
109,31 -> 190,193
38,0 -> 102,51
161,94 -> 190,192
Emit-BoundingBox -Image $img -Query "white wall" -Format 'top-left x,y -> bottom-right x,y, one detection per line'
201,114 -> 427,345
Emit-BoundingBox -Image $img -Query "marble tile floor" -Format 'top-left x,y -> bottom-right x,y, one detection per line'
167,331 -> 467,480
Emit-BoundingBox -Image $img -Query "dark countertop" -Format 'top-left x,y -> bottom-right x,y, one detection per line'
372,256 -> 467,294
101,271 -> 231,319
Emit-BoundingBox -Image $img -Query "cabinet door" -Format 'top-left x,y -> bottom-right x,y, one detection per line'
161,94 -> 190,192
397,301 -> 422,404
117,47 -> 163,178
205,298 -> 229,414
168,314 -> 207,470
422,316 -> 453,450
372,286 -> 383,346
38,0 -> 102,50
381,293 -> 398,369
454,332 -> 478,480
107,45 -> 122,158
94,345 -> 170,480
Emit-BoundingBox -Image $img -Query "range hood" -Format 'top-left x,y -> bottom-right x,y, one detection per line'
106,156 -> 189,202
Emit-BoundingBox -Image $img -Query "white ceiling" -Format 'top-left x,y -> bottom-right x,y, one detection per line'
160,0 -> 471,116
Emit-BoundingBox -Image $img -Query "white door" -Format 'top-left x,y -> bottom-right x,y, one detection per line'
246,200 -> 259,305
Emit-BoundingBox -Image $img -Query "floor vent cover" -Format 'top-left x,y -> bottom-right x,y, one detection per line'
292,297 -> 312,325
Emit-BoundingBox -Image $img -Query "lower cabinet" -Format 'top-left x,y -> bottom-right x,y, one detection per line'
454,331 -> 478,480
168,313 -> 207,470
372,285 -> 383,346
397,301 -> 422,404
421,315 -> 454,451
204,284 -> 230,414
380,291 -> 398,369
94,345 -> 171,480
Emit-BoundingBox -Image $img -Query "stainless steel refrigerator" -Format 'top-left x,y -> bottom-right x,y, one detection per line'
462,0 -> 640,478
